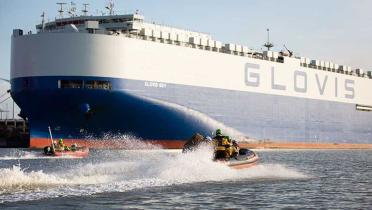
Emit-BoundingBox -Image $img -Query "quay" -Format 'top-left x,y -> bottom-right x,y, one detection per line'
0,119 -> 29,147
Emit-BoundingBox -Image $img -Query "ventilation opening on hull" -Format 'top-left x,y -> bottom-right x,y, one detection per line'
85,80 -> 112,90
58,80 -> 112,90
59,80 -> 83,89
356,104 -> 372,112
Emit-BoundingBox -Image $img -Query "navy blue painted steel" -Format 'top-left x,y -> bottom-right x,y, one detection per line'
11,76 -> 372,143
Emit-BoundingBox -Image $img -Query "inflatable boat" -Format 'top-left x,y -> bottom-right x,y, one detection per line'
43,146 -> 89,158
183,133 -> 259,169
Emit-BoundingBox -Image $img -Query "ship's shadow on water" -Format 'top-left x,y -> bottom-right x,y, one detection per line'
0,141 -> 371,209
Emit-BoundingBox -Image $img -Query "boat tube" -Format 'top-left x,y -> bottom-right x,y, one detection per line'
222,148 -> 259,169
43,146 -> 89,158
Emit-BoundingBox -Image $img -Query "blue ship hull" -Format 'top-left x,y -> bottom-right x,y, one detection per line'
11,76 -> 372,147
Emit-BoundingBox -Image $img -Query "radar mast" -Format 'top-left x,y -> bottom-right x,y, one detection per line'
68,1 -> 77,17
56,2 -> 67,18
263,28 -> 274,51
105,1 -> 115,15
40,11 -> 46,31
82,3 -> 89,16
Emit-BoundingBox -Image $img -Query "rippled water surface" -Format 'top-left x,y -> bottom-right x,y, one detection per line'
0,146 -> 371,209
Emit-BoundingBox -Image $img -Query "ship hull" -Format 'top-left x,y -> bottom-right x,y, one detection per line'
11,76 -> 372,148
10,33 -> 372,148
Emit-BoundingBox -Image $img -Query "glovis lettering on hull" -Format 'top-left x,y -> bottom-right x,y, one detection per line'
244,63 -> 355,99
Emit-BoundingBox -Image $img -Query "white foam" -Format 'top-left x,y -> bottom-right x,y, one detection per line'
0,165 -> 67,191
88,133 -> 163,149
0,145 -> 307,203
0,150 -> 38,160
0,150 -> 84,160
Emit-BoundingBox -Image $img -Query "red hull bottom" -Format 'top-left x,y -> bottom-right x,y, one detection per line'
31,138 -> 186,149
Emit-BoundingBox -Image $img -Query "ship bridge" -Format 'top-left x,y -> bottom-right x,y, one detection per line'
36,14 -> 145,32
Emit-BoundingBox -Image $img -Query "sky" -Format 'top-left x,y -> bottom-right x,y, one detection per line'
1,0 -> 372,80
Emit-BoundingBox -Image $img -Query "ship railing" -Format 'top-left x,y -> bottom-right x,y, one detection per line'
102,28 -> 372,79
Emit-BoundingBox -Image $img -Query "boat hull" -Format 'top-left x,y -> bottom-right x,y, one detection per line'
226,153 -> 259,169
46,147 -> 89,158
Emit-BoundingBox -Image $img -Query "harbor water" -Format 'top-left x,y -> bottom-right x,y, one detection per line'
0,141 -> 371,209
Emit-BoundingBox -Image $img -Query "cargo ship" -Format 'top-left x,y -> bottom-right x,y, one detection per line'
10,4 -> 372,148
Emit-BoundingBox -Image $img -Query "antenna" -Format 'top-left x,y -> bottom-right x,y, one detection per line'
263,28 -> 274,51
56,2 -> 67,18
82,3 -> 89,16
68,1 -> 77,17
283,45 -> 294,57
105,1 -> 115,15
41,11 -> 46,31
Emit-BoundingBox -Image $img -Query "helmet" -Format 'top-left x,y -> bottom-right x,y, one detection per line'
59,138 -> 63,144
216,129 -> 222,136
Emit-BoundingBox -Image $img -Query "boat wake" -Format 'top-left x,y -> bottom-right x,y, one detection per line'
0,149 -> 39,160
0,149 -> 82,160
0,144 -> 308,203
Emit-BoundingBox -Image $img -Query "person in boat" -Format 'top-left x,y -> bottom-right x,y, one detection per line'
54,138 -> 65,151
213,129 -> 239,159
213,129 -> 231,159
56,138 -> 70,151
183,133 -> 208,152
71,143 -> 78,151
232,140 -> 240,157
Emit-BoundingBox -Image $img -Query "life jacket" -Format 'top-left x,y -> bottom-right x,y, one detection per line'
55,142 -> 65,151
221,138 -> 230,146
213,136 -> 231,151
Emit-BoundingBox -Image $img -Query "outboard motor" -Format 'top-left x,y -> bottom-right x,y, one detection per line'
43,146 -> 53,156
